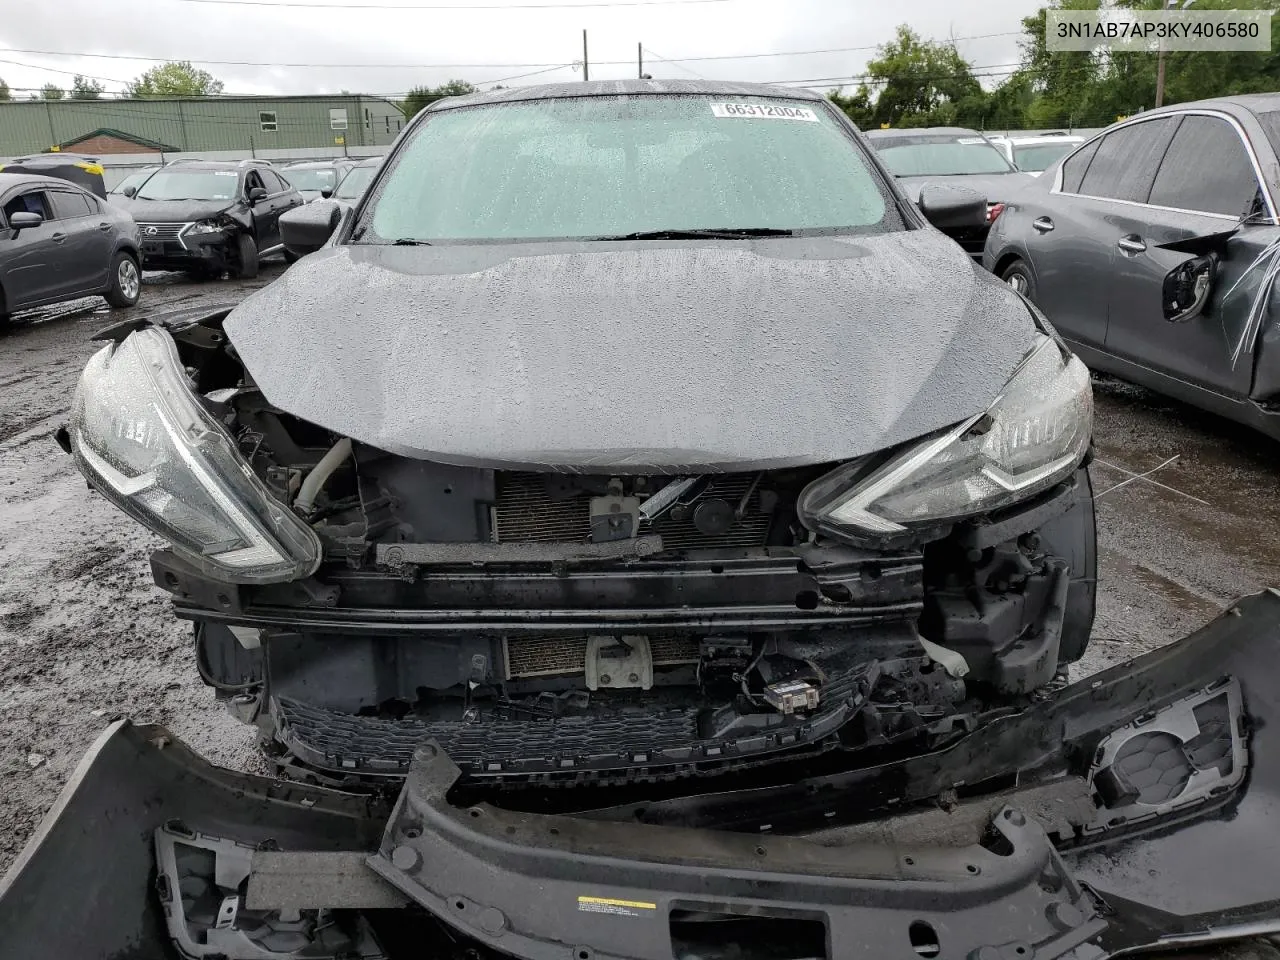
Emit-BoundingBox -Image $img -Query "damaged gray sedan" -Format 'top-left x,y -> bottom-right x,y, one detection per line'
4,81 -> 1279,960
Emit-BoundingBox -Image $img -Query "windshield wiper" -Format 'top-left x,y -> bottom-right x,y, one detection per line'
392,238 -> 432,246
592,227 -> 794,241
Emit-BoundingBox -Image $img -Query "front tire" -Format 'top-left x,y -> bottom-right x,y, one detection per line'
236,233 -> 260,280
105,252 -> 141,308
1000,259 -> 1037,301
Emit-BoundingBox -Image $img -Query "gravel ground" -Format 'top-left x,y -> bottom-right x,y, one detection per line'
2,268 -> 1279,944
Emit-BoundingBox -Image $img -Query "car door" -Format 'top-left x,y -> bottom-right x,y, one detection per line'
1022,118 -> 1178,350
1103,112 -> 1278,399
255,170 -> 297,251
0,189 -> 64,307
49,189 -> 114,293
244,170 -> 277,250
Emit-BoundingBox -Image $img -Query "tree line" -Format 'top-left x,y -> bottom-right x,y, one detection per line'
831,0 -> 1280,131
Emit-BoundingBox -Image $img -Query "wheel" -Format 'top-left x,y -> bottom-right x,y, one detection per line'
104,252 -> 141,308
236,233 -> 260,279
283,249 -> 300,264
1000,259 -> 1037,300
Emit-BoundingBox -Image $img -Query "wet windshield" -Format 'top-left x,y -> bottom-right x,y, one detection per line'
111,169 -> 157,194
874,135 -> 1017,176
335,164 -> 376,199
1013,142 -> 1079,172
136,169 -> 240,201
357,94 -> 896,243
286,167 -> 339,191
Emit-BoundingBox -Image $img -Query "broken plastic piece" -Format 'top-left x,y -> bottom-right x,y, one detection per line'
919,637 -> 970,679
763,679 -> 820,714
154,822 -> 385,959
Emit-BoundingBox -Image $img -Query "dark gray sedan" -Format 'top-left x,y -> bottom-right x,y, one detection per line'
0,172 -> 141,327
985,94 -> 1280,440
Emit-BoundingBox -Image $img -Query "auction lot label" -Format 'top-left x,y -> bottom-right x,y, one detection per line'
710,102 -> 819,122
1048,10 -> 1271,52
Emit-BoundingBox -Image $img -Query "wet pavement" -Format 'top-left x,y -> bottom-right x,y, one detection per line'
1,267 -> 1279,924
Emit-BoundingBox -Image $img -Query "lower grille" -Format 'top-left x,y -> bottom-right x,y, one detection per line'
492,473 -> 773,550
137,222 -> 189,242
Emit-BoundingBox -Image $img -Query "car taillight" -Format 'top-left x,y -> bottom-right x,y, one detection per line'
986,202 -> 1006,224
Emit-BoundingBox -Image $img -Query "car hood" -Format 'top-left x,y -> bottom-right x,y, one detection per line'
115,197 -> 236,222
224,231 -> 1040,472
895,172 -> 1034,204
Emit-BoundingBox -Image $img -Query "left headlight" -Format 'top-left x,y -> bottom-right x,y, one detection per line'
801,335 -> 1092,542
70,327 -> 322,583
186,220 -> 227,235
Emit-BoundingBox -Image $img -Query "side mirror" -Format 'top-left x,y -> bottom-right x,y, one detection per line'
281,200 -> 341,257
248,187 -> 269,204
122,185 -> 137,198
917,183 -> 987,233
1163,254 -> 1217,323
9,211 -> 43,231
320,185 -> 334,199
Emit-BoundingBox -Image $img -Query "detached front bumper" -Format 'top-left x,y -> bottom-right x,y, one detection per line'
4,591 -> 1280,960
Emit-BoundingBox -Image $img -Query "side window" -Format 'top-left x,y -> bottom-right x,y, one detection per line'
3,191 -> 51,221
245,171 -> 264,194
1078,118 -> 1177,202
260,170 -> 286,193
1149,115 -> 1261,216
1059,139 -> 1101,194
50,191 -> 94,219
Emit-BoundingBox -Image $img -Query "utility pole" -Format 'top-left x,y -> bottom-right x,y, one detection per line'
583,30 -> 589,81
638,43 -> 643,79
1156,0 -> 1195,108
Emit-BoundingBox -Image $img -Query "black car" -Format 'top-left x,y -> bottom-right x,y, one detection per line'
985,95 -> 1280,441
0,153 -> 109,199
282,158 -> 355,202
865,126 -> 1033,257
331,155 -> 382,209
30,82 -> 1280,960
0,172 -> 140,326
115,159 -> 304,279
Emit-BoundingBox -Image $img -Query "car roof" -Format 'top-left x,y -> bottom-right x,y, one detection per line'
992,134 -> 1084,145
286,159 -> 349,168
0,171 -> 91,192
353,156 -> 381,166
1140,92 -> 1280,120
863,126 -> 982,139
426,78 -> 826,112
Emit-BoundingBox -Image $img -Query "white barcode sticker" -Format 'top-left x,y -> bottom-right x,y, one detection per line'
710,102 -> 819,122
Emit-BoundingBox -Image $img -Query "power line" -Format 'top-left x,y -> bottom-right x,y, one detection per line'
0,31 -> 1023,71
641,46 -> 707,80
177,0 -> 735,7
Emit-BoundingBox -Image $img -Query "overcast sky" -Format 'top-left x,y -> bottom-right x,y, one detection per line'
0,0 -> 1045,100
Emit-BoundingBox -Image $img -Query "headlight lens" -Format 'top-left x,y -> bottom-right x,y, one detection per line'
186,220 -> 226,235
803,335 -> 1091,539
70,328 -> 321,583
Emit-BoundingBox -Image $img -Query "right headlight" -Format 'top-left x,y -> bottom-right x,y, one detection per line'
69,327 -> 321,583
800,335 -> 1092,542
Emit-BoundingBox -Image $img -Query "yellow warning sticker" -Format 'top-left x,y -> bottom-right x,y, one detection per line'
577,896 -> 657,917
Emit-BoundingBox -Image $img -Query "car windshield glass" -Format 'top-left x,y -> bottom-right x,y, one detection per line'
287,168 -> 338,191
111,170 -> 155,194
336,164 -> 376,199
356,94 -> 895,243
874,136 -> 1016,176
136,170 -> 240,201
1013,142 -> 1078,172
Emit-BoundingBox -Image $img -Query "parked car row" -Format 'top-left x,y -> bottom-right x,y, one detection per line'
0,154 -> 384,327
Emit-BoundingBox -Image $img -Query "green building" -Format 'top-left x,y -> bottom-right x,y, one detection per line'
0,95 -> 407,158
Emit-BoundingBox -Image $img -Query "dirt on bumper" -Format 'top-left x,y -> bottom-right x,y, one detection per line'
3,591 -> 1280,960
